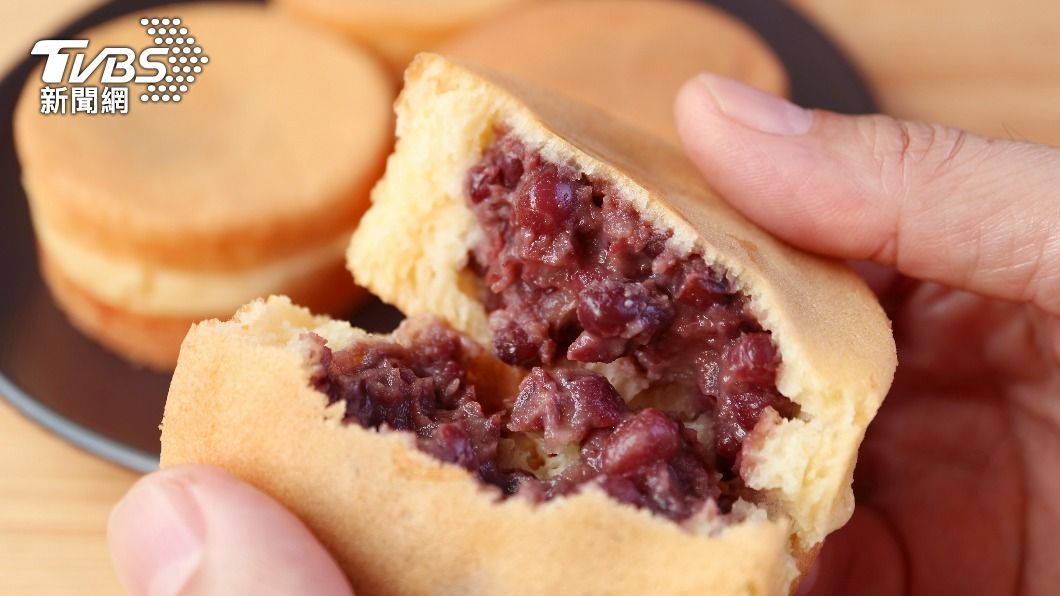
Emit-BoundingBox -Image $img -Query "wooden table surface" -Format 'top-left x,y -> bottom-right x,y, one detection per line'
2,1 -> 1059,594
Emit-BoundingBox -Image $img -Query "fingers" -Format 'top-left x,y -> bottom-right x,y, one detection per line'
108,465 -> 353,596
674,74 -> 1060,317
796,508 -> 906,596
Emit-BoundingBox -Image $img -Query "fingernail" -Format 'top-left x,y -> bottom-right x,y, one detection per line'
695,73 -> 813,135
109,472 -> 205,596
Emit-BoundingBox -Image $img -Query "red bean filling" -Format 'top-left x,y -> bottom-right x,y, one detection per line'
465,132 -> 796,485
504,367 -> 732,519
308,326 -> 739,521
307,329 -> 507,485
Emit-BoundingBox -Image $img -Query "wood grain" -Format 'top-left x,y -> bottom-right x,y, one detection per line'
3,0 -> 1060,594
0,400 -> 134,595
789,0 -> 1060,145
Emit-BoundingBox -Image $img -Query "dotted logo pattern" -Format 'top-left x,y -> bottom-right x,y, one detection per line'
138,17 -> 209,103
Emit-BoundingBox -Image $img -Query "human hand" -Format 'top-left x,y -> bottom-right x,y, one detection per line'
674,75 -> 1060,595
108,465 -> 353,595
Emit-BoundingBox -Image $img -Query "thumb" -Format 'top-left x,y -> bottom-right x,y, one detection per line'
108,465 -> 353,596
674,74 -> 1060,317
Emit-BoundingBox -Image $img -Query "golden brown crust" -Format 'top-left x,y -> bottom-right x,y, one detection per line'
40,252 -> 192,371
273,0 -> 534,74
14,4 -> 394,270
40,251 -> 364,371
348,54 -> 896,553
443,0 -> 788,144
162,297 -> 795,596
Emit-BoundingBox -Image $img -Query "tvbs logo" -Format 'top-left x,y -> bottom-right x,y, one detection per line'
32,39 -> 168,85
31,17 -> 208,115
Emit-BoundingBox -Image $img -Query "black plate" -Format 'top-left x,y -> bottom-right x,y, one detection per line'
0,0 -> 875,473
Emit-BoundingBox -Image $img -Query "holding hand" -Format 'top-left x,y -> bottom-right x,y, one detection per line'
675,75 -> 1059,596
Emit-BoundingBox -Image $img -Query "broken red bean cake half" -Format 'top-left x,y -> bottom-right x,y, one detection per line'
347,54 -> 895,587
